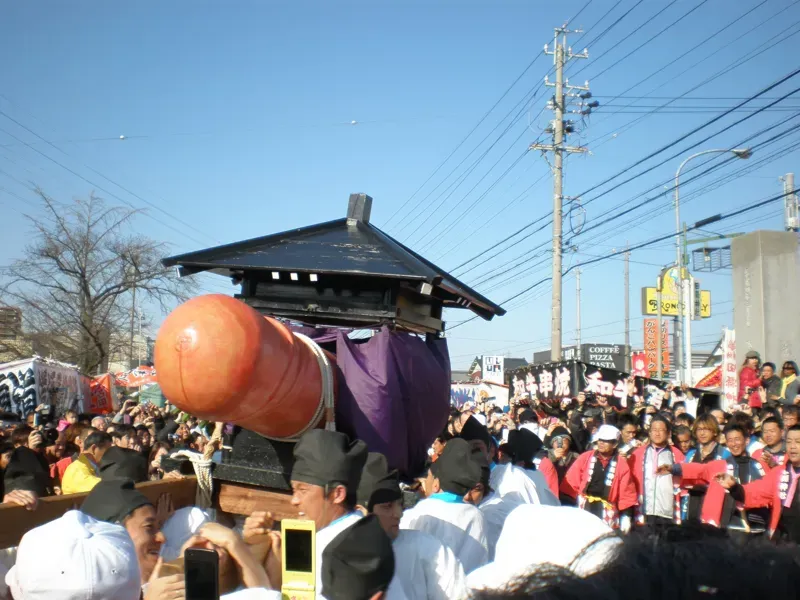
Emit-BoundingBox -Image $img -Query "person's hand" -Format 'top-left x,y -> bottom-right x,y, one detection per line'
144,558 -> 185,600
156,493 -> 174,529
656,464 -> 673,476
27,430 -> 43,449
243,511 -> 275,545
757,386 -> 767,404
715,473 -> 736,489
2,489 -> 39,510
196,522 -> 242,554
553,445 -> 566,460
762,450 -> 776,468
35,403 -> 48,413
597,396 -> 608,407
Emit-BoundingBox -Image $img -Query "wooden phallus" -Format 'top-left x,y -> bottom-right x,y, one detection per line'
155,294 -> 334,440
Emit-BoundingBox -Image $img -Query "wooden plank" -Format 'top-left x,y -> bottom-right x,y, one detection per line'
218,482 -> 297,521
0,477 -> 197,549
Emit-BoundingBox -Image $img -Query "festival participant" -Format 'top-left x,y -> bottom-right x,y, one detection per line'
61,430 -> 112,495
6,511 -> 142,600
669,424 -> 768,534
561,425 -> 637,532
629,415 -> 685,528
716,425 -> 800,542
357,452 -> 467,600
99,443 -> 149,483
401,438 -> 488,574
479,430 -> 559,560
91,416 -> 108,432
671,425 -> 694,456
289,429 -> 368,591
537,426 -> 579,501
321,515 -> 399,600
81,478 -> 165,583
753,417 -> 786,470
466,504 -> 621,594
682,413 -> 728,522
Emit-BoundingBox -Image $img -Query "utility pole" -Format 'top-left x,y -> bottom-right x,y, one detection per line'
624,243 -> 630,372
783,173 -> 799,231
576,268 -> 582,361
129,284 -> 137,371
531,25 -> 593,361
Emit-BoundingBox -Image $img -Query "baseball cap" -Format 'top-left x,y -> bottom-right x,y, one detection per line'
745,350 -> 760,360
6,510 -> 140,600
592,424 -> 621,443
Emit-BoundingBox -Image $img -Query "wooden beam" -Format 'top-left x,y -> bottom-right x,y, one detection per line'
0,477 -> 197,549
218,482 -> 297,521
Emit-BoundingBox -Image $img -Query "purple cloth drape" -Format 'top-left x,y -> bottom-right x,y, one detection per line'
334,327 -> 450,478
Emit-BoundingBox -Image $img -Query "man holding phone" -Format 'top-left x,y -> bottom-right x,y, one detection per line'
289,429 -> 368,594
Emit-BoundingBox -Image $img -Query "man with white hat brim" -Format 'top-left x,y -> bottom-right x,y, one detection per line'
467,504 -> 621,592
561,424 -> 638,533
6,510 -> 141,600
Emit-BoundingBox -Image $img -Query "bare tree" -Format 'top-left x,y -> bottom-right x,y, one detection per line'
0,189 -> 196,374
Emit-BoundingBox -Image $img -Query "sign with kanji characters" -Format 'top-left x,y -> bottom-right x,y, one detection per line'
643,318 -> 670,376
722,328 -> 738,410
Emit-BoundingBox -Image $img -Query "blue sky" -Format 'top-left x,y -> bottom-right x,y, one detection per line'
1,0 -> 797,369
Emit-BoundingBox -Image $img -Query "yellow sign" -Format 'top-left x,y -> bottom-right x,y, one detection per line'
642,287 -> 711,317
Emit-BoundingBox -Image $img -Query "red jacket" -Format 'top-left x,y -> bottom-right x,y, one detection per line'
738,464 -> 793,537
679,460 -> 729,526
561,450 -> 637,511
752,447 -> 786,471
629,444 -> 685,523
738,366 -> 762,408
537,457 -> 560,498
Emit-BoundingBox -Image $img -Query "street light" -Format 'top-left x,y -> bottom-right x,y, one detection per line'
674,148 -> 752,384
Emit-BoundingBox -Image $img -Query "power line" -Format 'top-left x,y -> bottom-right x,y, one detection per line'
381,55 -> 545,229
0,110 -> 221,249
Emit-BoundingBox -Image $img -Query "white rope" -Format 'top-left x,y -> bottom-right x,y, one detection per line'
261,331 -> 335,442
169,450 -> 214,509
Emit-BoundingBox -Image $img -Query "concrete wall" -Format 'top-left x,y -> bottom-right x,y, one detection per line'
732,231 -> 800,366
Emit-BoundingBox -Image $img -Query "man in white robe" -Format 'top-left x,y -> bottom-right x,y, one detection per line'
288,429 -> 368,595
467,504 -> 621,593
357,452 -> 468,600
400,438 -> 489,574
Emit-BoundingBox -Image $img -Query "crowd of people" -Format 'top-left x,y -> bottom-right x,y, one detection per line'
1,347 -> 800,598
1,398 -> 210,505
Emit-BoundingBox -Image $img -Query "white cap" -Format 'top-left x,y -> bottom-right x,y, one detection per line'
160,506 -> 212,561
592,424 -> 621,443
6,510 -> 140,600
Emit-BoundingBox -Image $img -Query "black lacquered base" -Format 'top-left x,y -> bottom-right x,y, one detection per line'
212,427 -> 295,491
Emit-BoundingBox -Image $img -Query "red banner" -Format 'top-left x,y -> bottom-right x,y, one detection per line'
643,319 -> 670,376
89,374 -> 114,414
115,366 -> 157,388
631,352 -> 649,377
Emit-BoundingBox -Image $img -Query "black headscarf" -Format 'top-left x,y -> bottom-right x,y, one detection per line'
99,446 -> 148,483
291,430 -> 368,491
459,415 -> 492,449
3,447 -> 52,497
321,515 -> 395,600
357,452 -> 402,511
431,438 -> 481,496
81,478 -> 152,524
509,428 -> 543,465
